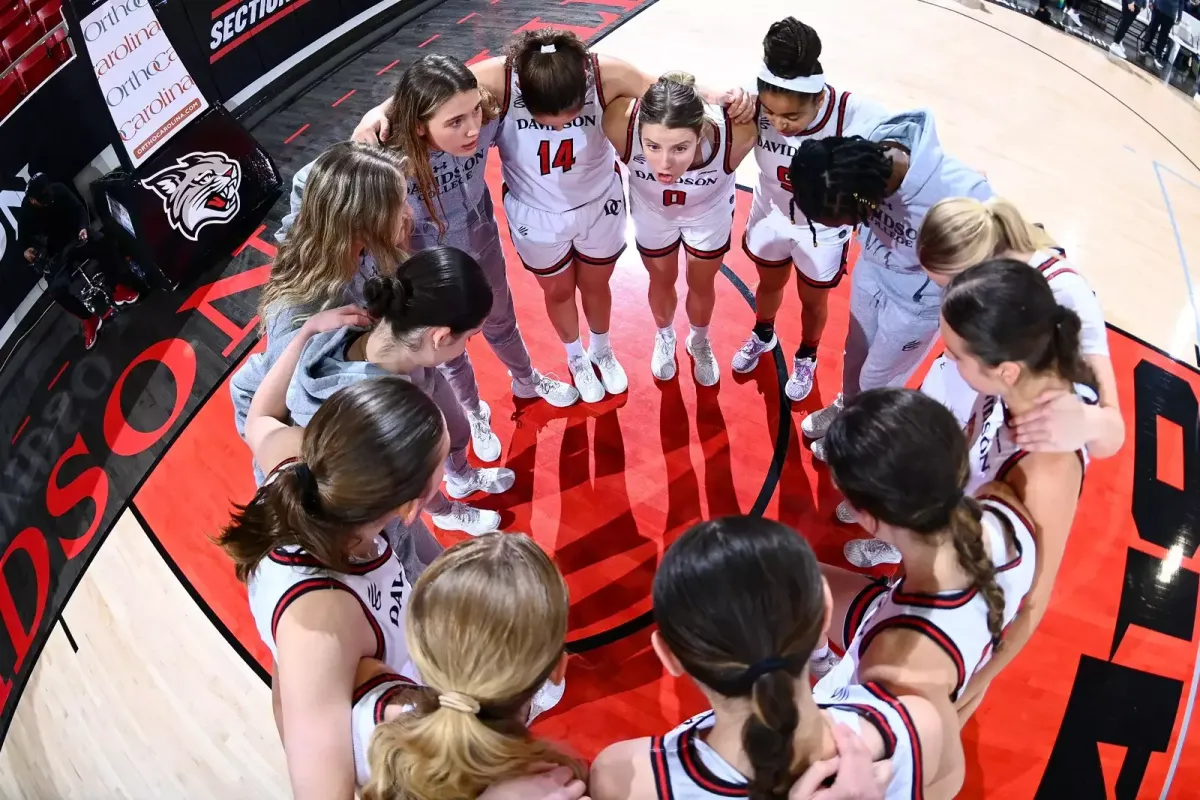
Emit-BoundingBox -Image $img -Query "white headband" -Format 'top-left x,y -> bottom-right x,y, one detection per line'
540,44 -> 556,54
756,64 -> 825,93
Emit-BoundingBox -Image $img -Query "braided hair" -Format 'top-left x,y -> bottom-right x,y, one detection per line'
789,136 -> 893,245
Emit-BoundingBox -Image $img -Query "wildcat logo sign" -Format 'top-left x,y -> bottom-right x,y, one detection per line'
141,151 -> 242,241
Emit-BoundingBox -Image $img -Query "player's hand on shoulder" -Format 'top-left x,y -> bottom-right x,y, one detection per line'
480,766 -> 590,800
352,102 -> 391,144
301,304 -> 373,335
789,724 -> 890,800
1011,388 -> 1089,453
722,88 -> 757,125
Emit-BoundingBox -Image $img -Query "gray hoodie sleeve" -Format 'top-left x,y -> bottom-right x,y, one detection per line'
285,327 -> 389,427
276,160 -> 316,244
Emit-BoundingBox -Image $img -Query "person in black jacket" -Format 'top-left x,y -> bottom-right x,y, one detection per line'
1109,0 -> 1150,58
17,174 -> 141,349
1145,0 -> 1186,67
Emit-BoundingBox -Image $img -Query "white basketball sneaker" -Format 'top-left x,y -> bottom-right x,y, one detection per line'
431,502 -> 501,536
785,356 -> 817,402
445,466 -> 516,499
802,394 -> 844,440
589,343 -> 629,395
687,333 -> 719,387
651,329 -> 677,380
568,354 -> 606,403
512,370 -> 580,408
466,401 -> 501,463
731,331 -> 778,373
527,677 -> 566,724
844,538 -> 903,568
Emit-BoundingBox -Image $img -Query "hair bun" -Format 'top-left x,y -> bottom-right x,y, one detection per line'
659,70 -> 696,87
364,275 -> 411,319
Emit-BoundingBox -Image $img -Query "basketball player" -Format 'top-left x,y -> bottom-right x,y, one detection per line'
785,125 -> 993,457
218,306 -> 448,800
588,516 -> 962,800
302,58 -> 581,416
356,34 -> 753,402
357,534 -> 579,800
283,250 -> 517,536
936,259 -> 1092,716
601,72 -> 756,385
916,197 -> 1124,456
812,389 -> 1035,743
840,198 -> 1123,566
734,17 -> 888,402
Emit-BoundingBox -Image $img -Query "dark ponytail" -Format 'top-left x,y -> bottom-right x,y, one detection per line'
942,258 -> 1098,395
362,246 -> 493,346
826,389 -> 1007,644
506,29 -> 591,116
948,497 -> 1005,646
745,670 -> 802,799
217,378 -> 446,582
653,517 -> 826,797
759,17 -> 824,100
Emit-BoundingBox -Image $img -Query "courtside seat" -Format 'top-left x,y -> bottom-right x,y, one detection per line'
35,0 -> 61,32
0,69 -> 24,118
1,13 -> 39,62
0,3 -> 29,42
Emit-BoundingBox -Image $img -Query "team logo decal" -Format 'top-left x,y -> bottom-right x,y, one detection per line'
141,151 -> 242,242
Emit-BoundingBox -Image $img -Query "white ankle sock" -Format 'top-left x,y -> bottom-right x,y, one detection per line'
657,325 -> 675,339
812,644 -> 830,660
589,330 -> 610,352
688,324 -> 709,344
564,338 -> 584,359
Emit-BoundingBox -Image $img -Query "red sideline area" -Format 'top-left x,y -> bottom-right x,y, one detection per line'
134,158 -> 1200,795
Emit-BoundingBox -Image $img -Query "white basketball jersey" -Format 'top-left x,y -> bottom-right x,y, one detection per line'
351,672 -> 418,786
247,461 -> 413,670
1030,250 -> 1109,357
965,393 -> 1090,496
496,54 -> 619,212
752,87 -> 887,239
650,689 -> 920,800
624,102 -> 737,223
815,497 -> 1037,704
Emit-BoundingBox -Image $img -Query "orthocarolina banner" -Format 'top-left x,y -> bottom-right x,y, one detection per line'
81,0 -> 209,166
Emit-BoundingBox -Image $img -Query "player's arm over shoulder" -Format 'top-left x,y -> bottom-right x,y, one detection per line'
858,627 -> 961,702
469,56 -> 509,97
728,113 -> 759,169
589,736 -> 655,800
602,96 -> 638,158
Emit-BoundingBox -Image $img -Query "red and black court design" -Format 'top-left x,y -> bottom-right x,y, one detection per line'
0,1 -> 1198,797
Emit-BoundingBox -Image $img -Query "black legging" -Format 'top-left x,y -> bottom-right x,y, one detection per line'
1114,4 -> 1140,43
1144,8 -> 1176,59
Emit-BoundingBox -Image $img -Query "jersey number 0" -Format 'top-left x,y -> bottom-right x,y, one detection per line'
663,190 -> 686,207
537,140 -> 577,175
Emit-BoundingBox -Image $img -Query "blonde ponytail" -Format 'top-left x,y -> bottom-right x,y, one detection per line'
659,70 -> 696,86
918,196 -> 1058,279
364,534 -> 582,799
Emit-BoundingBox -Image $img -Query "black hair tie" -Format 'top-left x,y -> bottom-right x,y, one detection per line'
742,656 -> 789,683
293,462 -> 321,512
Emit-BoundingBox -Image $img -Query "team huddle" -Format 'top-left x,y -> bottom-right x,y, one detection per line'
218,16 -> 1125,800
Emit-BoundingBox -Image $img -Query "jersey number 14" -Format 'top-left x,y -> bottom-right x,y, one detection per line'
537,140 -> 576,175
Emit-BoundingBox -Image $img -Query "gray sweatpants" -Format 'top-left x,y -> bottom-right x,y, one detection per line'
841,257 -> 942,399
385,516 -> 444,581
414,192 -> 535,408
408,364 -> 472,517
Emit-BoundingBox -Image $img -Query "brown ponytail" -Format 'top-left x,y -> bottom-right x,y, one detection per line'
1050,305 -> 1099,393
745,669 -> 804,799
216,378 -> 446,582
654,518 -> 826,798
506,29 -> 592,116
947,497 -> 1005,646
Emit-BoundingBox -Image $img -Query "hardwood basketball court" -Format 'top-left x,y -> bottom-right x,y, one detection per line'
1,0 -> 1198,797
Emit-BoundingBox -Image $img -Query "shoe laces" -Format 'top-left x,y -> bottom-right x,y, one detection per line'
690,337 -> 715,361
